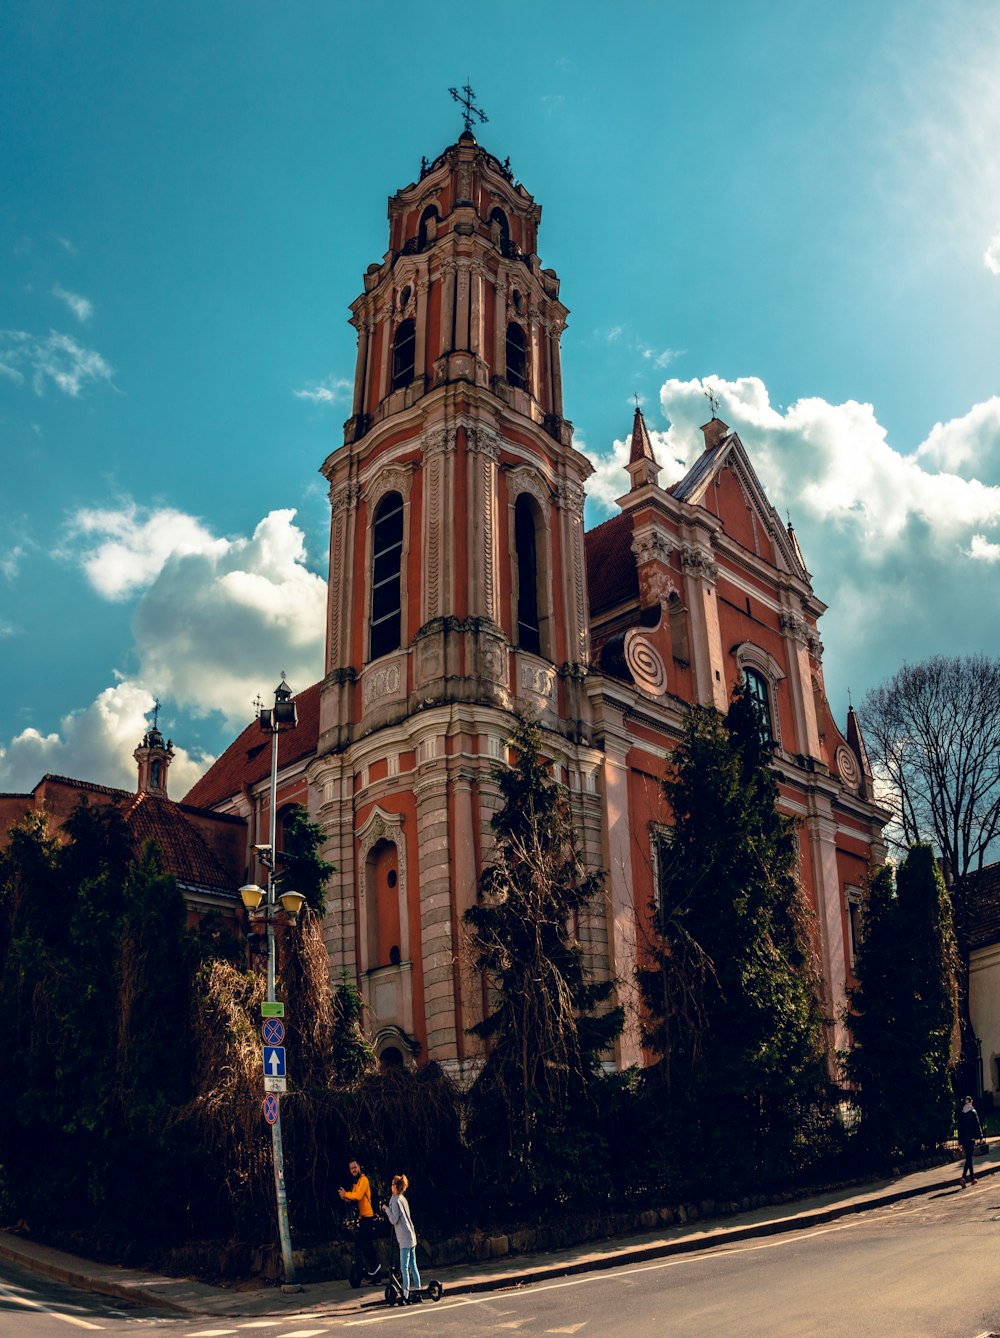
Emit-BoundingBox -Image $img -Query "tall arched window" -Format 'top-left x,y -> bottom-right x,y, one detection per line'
506,322 -> 528,391
515,492 -> 542,655
391,318 -> 415,391
370,491 -> 403,660
742,666 -> 774,745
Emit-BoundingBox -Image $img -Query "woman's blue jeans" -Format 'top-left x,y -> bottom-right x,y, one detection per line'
400,1245 -> 421,1295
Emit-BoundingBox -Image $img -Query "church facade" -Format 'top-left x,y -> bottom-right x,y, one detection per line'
185,130 -> 886,1074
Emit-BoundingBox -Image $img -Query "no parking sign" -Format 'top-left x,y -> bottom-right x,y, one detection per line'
263,1093 -> 279,1125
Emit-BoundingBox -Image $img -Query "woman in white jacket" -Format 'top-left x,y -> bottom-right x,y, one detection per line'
384,1174 -> 421,1303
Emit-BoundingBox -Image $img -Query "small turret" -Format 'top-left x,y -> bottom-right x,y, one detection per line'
134,706 -> 174,798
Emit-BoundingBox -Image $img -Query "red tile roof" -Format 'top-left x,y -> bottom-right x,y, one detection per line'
182,680 -> 322,810
122,791 -> 235,893
584,513 -> 638,615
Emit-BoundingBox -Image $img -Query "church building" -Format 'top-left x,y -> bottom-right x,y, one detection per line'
185,128 -> 887,1074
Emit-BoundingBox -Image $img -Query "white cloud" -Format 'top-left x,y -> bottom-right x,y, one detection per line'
914,397 -> 1000,483
0,329 -> 113,396
986,233 -> 1000,276
642,346 -> 681,369
52,284 -> 93,323
0,681 -> 210,795
130,509 -> 326,727
293,374 -> 352,405
1,506 -> 326,792
585,373 -> 1000,705
0,545 -> 25,581
970,534 -> 1000,562
66,503 -> 227,600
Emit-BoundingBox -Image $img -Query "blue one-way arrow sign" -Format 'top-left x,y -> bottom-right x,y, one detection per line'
263,1045 -> 286,1078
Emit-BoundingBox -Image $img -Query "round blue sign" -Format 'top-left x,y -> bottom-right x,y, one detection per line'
262,1017 -> 285,1046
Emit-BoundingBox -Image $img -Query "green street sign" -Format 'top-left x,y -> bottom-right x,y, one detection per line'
261,1002 -> 285,1018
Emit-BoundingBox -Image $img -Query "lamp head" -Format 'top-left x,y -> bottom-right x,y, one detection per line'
279,889 -> 307,920
239,883 -> 265,913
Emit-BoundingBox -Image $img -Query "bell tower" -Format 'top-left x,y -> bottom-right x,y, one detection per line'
310,129 -> 605,1071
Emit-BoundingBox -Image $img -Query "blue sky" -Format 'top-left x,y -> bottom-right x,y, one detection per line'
3,1 -> 1000,794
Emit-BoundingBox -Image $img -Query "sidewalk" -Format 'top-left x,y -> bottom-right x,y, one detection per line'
1,1145 -> 996,1320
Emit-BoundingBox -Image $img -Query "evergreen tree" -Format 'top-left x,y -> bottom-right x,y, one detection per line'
275,804 -> 334,915
463,715 -> 623,1202
637,690 -> 829,1182
844,844 -> 958,1161
330,970 -> 377,1085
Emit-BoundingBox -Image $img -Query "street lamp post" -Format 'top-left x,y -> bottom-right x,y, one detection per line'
239,676 -> 302,1292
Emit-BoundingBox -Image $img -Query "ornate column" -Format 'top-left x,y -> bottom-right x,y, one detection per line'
414,756 -> 459,1063
413,277 -> 429,383
467,424 -> 501,624
556,477 -> 589,668
601,730 -> 642,1069
803,805 -> 850,1054
351,318 -> 370,417
780,609 -> 822,758
421,426 -> 455,625
327,480 -> 360,674
680,543 -> 727,710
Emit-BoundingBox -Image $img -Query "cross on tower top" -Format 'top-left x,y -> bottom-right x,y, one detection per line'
449,82 -> 488,134
704,386 -> 720,419
152,697 -> 160,730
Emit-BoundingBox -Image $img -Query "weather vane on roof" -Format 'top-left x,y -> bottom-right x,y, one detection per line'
634,390 -> 642,410
704,385 -> 720,419
449,82 -> 488,134
152,697 -> 160,730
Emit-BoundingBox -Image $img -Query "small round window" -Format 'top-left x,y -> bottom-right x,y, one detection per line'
387,869 -> 398,889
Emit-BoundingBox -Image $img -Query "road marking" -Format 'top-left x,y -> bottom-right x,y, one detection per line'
236,1326 -> 286,1331
0,1277 -> 104,1329
547,1327 -> 587,1334
186,1331 -> 239,1336
275,1331 -> 330,1337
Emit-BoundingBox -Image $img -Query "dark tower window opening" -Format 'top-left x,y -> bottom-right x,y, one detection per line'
418,205 -> 439,249
742,666 -> 774,745
515,492 -> 542,655
370,492 -> 404,661
391,318 -> 416,391
506,322 -> 528,391
489,207 -> 510,248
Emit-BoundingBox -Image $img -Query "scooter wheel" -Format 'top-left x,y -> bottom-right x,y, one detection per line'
349,1266 -> 362,1289
427,1280 -> 443,1302
384,1284 -> 395,1305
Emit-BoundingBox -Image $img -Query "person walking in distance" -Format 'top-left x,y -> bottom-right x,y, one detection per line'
384,1174 -> 422,1304
958,1096 -> 983,1187
339,1158 -> 380,1280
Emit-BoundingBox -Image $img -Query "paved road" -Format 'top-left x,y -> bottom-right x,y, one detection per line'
6,1179 -> 1000,1337
0,1254 -> 169,1335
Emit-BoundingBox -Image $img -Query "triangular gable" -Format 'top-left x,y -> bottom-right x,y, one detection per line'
673,431 -> 809,580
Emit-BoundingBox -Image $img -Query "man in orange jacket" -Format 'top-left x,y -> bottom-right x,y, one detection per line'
339,1157 -> 380,1279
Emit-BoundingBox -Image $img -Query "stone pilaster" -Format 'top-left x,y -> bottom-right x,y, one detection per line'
413,760 -> 459,1062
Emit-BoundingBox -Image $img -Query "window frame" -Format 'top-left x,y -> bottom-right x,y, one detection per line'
369,490 -> 404,662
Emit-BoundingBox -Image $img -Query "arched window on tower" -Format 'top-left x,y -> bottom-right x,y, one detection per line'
506,322 -> 528,391
370,491 -> 403,661
418,205 -> 439,249
742,666 -> 774,746
391,319 -> 416,391
515,492 -> 543,655
489,207 -> 510,250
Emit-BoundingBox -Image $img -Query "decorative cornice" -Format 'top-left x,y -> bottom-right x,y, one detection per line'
364,463 -> 414,509
780,611 -> 811,644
